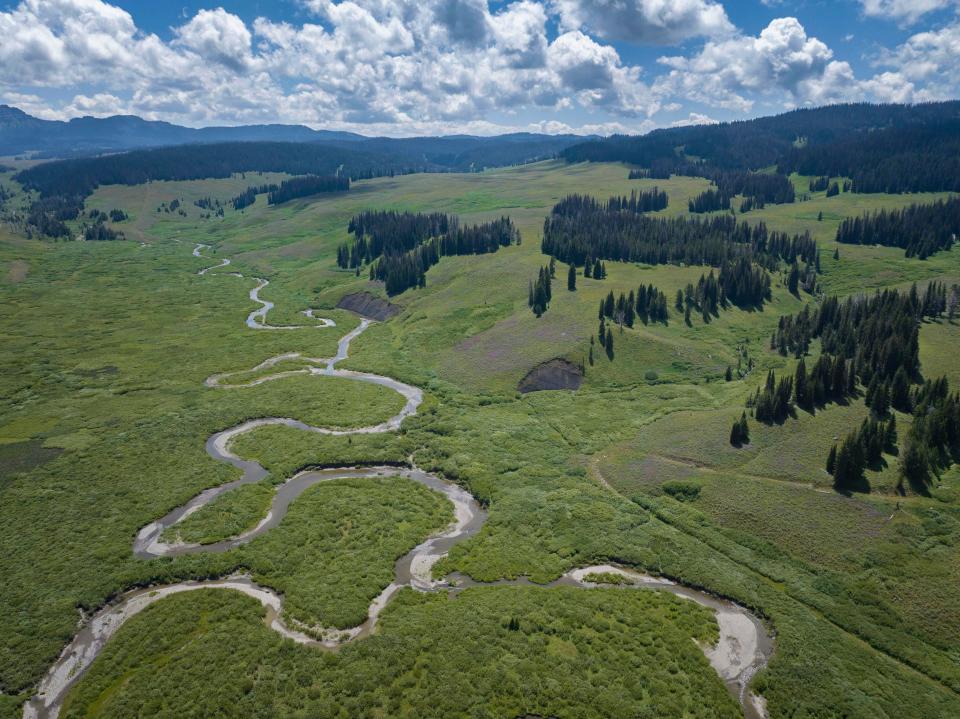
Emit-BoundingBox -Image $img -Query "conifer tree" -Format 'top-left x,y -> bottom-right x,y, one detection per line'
567,264 -> 577,291
730,418 -> 742,446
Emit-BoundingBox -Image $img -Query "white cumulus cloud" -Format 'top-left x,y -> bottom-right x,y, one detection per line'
553,0 -> 733,45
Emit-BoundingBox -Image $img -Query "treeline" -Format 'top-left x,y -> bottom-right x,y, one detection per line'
901,377 -> 960,492
231,183 -> 277,210
688,189 -> 729,213
835,198 -> 959,259
83,223 -> 123,241
24,195 -> 82,238
598,284 -> 669,327
15,142 -> 414,200
543,198 -> 817,271
748,370 -> 796,423
340,211 -> 450,268
13,141 -> 418,237
779,120 -> 960,193
561,102 -> 960,181
829,417 -> 898,491
88,208 -> 127,222
350,212 -> 518,296
607,188 -> 668,212
747,354 -> 856,425
267,175 -> 349,205
771,284 -> 948,383
551,190 -> 667,216
689,171 -> 795,213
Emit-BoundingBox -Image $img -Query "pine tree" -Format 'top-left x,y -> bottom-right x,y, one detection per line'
833,246 -> 839,260
891,367 -> 911,412
605,331 -> 614,360
739,412 -> 750,443
826,444 -> 837,474
794,357 -> 809,409
567,264 -> 577,291
675,289 -> 684,312
871,382 -> 890,416
725,366 -> 733,382
730,418 -> 742,446
884,414 -> 898,450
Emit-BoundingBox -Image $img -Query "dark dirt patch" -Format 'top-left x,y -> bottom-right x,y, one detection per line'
336,292 -> 401,321
518,358 -> 583,393
0,439 -> 63,481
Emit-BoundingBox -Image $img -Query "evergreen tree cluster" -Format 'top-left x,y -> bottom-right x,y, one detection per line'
628,168 -> 651,179
785,260 -> 818,297
83,223 -> 123,241
739,196 -> 765,213
779,119 -> 960,193
835,198 -> 959,259
688,189 -> 729,213
809,176 -> 830,192
25,194 -> 80,238
542,201 -> 816,307
748,370 -> 795,424
231,183 -> 278,210
719,257 -> 772,308
792,355 -> 856,412
342,211 -> 450,268
551,190 -> 667,217
267,175 -> 349,205
529,263 -> 553,317
582,259 -> 608,279
348,212 -> 518,296
689,171 -> 796,213
897,377 -> 960,493
607,188 -> 669,212
828,416 -> 898,491
597,284 -> 669,328
596,316 -> 615,360
771,285 -> 945,384
864,366 -> 913,416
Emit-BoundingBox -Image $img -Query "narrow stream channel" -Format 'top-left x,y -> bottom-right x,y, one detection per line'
23,247 -> 774,719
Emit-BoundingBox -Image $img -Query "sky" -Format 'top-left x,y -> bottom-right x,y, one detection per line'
0,0 -> 958,136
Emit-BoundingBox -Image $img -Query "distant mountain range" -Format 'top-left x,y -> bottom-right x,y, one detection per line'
0,105 -> 591,168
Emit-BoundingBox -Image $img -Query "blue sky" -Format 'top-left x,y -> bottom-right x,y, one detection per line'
1,0 -> 957,135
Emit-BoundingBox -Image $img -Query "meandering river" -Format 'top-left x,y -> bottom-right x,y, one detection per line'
24,246 -> 773,719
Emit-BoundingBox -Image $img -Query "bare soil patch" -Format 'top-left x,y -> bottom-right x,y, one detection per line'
518,358 -> 583,393
336,292 -> 401,321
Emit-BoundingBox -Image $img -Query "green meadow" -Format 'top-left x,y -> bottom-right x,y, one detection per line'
1,161 -> 959,717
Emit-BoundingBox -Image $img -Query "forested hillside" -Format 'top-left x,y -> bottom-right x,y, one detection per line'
562,102 -> 960,193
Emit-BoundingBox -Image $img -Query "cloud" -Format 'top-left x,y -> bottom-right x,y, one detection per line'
0,0 -> 953,136
670,111 -> 718,126
867,20 -> 960,100
656,17 -> 849,110
859,0 -> 956,25
553,0 -> 734,45
174,8 -> 254,72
